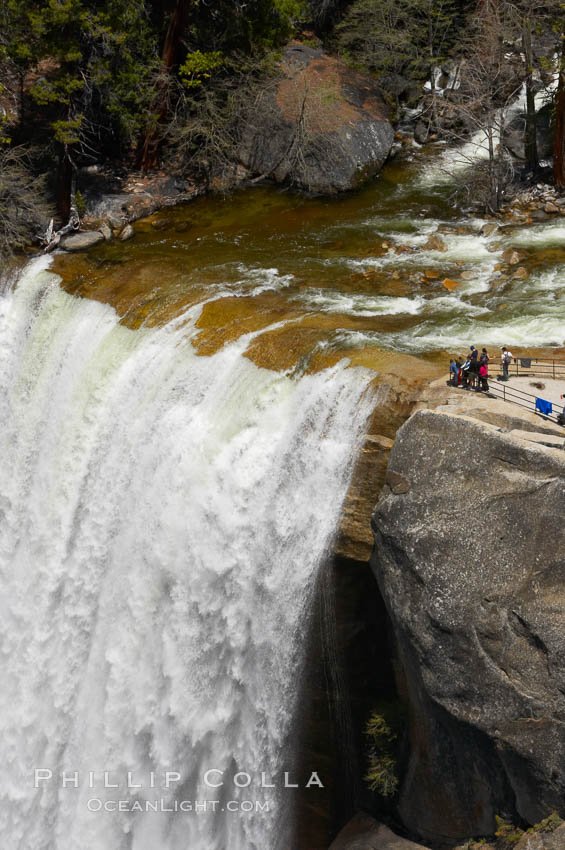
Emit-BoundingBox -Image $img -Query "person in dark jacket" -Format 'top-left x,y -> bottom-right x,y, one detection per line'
469,346 -> 479,388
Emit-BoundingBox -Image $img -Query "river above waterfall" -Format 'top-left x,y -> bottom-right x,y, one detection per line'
4,144 -> 565,850
54,149 -> 565,376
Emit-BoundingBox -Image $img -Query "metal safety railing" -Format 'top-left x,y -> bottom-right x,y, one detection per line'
448,359 -> 565,425
486,380 -> 561,424
490,357 -> 565,380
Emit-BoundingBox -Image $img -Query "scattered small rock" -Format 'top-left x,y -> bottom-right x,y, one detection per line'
442,277 -> 461,291
151,217 -> 172,231
544,202 -> 560,214
512,266 -> 528,280
423,233 -> 448,252
481,222 -> 499,237
100,221 -> 113,242
459,271 -> 475,280
118,224 -> 135,242
386,470 -> 411,494
502,248 -> 523,265
175,221 -> 192,233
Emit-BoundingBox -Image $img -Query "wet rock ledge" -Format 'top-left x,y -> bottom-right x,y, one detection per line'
371,384 -> 565,844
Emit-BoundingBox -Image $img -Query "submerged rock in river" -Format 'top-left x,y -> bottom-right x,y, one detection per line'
238,42 -> 394,194
371,388 -> 565,842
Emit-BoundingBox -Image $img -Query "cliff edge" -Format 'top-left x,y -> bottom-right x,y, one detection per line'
371,385 -> 565,843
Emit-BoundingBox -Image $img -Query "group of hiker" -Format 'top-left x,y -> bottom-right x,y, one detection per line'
449,346 -> 513,392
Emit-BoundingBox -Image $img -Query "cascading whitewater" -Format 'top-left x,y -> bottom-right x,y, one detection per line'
0,257 -> 375,850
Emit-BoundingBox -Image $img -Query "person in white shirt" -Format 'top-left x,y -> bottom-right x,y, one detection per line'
500,346 -> 512,381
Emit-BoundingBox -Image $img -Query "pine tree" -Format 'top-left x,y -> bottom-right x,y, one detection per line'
3,0 -> 160,220
335,0 -> 459,89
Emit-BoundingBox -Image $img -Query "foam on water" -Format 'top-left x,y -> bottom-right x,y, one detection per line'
506,221 -> 565,248
295,289 -> 426,316
294,288 -> 488,319
329,290 -> 565,351
0,257 -> 375,850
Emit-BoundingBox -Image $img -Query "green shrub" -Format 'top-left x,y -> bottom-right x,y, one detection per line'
494,815 -> 524,847
364,703 -> 402,798
528,812 -> 562,834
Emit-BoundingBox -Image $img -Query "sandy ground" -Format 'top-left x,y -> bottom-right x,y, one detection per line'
500,376 -> 565,408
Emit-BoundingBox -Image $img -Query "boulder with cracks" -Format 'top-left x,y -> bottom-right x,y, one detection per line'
371,392 -> 565,843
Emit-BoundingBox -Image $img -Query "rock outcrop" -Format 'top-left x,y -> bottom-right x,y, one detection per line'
78,167 -> 202,229
371,389 -> 565,843
335,434 -> 393,562
503,103 -> 553,163
239,43 -> 394,194
514,822 -> 565,850
329,813 -> 430,849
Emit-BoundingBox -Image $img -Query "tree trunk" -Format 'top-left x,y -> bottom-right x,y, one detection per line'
57,147 -> 73,223
487,122 -> 497,213
139,0 -> 190,172
554,36 -> 565,188
522,14 -> 538,175
497,113 -> 507,210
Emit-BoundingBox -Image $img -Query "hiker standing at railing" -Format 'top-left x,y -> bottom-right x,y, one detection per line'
500,346 -> 513,381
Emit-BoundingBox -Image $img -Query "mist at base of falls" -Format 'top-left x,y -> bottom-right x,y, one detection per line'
0,257 -> 375,850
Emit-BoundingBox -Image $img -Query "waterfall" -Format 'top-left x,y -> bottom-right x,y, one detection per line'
416,72 -> 558,187
0,257 -> 375,850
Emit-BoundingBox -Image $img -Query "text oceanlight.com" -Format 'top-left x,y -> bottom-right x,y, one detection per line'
86,799 -> 270,814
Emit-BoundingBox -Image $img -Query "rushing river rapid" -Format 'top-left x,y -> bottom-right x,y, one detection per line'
2,144 -> 565,850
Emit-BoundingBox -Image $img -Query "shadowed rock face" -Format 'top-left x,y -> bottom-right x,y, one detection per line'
239,43 -> 394,193
371,406 -> 565,843
329,812 -> 430,849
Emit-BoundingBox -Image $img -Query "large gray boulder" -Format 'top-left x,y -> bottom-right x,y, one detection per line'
239,43 -> 394,193
504,103 -> 553,162
371,406 -> 565,843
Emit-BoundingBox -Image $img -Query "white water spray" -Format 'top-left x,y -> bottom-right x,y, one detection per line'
0,257 -> 375,850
